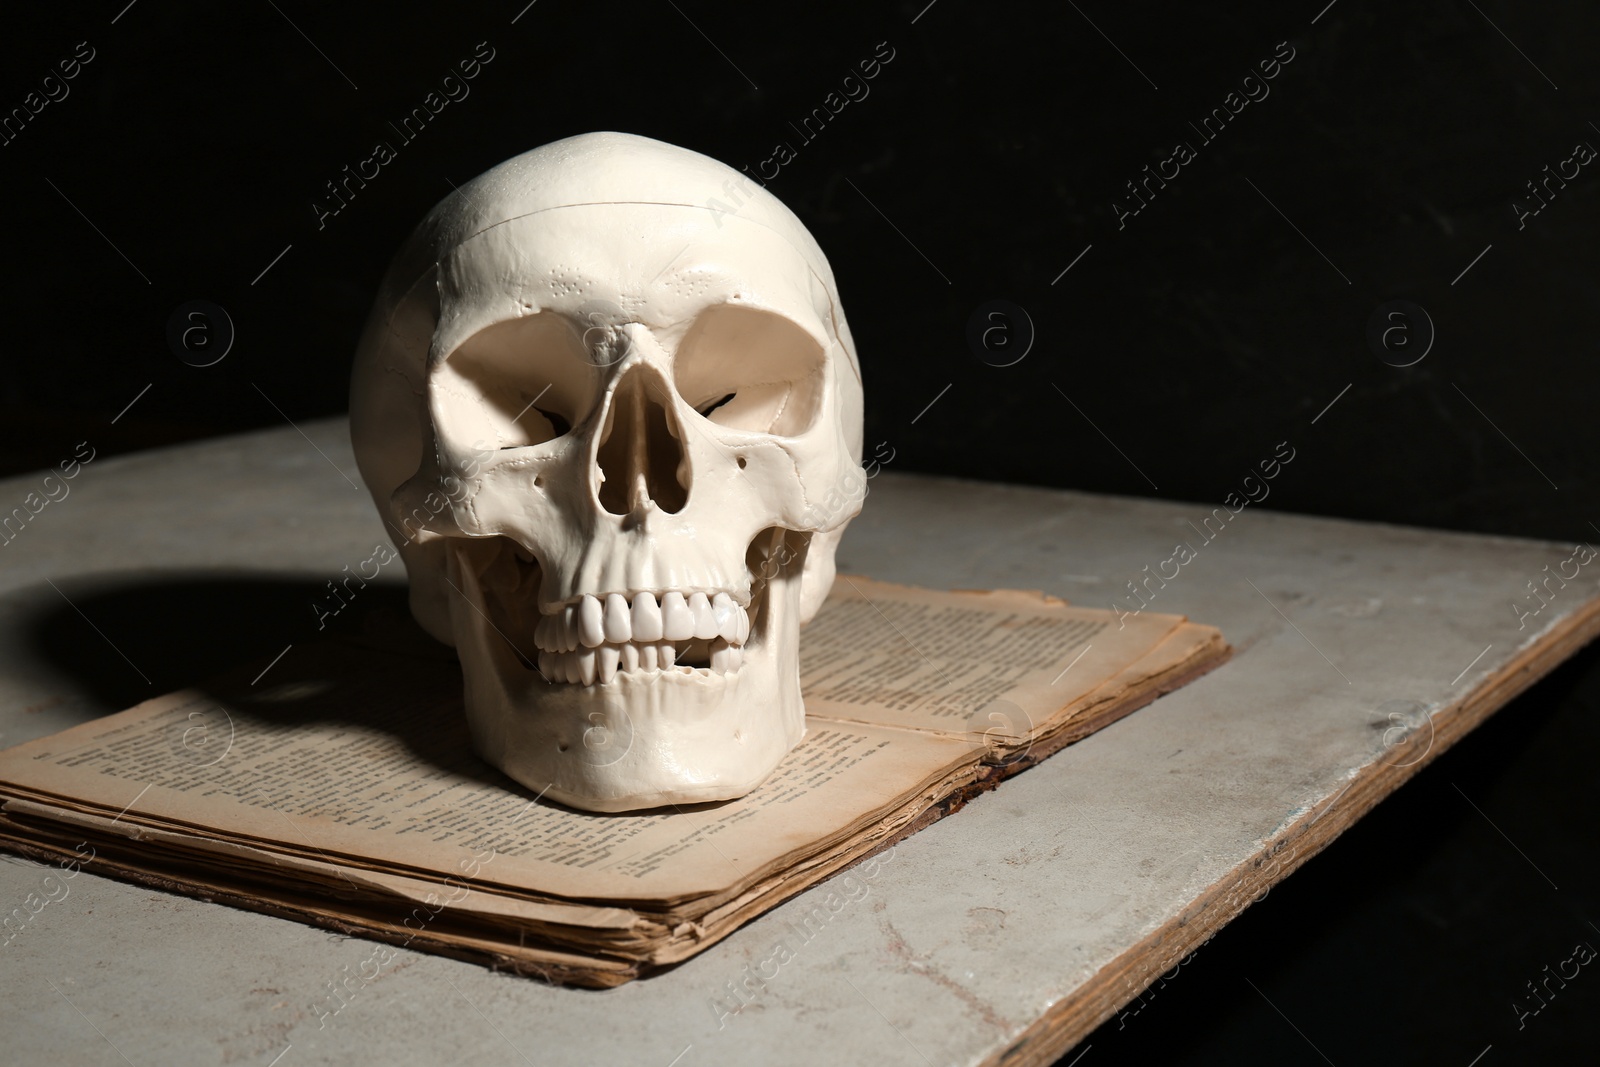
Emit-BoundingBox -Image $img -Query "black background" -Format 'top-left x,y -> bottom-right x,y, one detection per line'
2,1 -> 1597,1062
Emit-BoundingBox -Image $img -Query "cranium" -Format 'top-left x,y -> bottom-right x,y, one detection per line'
350,132 -> 864,812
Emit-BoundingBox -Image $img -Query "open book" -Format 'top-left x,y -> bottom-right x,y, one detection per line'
0,578 -> 1226,987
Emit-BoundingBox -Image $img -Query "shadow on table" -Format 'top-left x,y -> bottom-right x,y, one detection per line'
15,569 -> 512,791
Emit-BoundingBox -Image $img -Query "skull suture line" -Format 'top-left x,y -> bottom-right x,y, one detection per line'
350,133 -> 864,812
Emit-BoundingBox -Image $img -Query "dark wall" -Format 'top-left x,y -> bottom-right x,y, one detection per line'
3,4 -> 1599,1063
3,1 -> 1596,541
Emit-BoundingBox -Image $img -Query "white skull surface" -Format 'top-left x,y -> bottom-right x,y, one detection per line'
350,132 -> 864,812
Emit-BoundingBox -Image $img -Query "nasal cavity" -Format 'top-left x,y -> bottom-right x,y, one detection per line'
596,369 -> 690,516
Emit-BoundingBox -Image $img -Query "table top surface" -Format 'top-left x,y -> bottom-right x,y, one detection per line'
1,420 -> 1590,1067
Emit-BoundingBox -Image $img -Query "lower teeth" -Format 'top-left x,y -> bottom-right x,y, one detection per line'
537,639 -> 742,685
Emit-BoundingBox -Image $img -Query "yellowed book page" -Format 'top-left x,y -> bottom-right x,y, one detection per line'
800,576 -> 1193,740
999,621 -> 1229,752
1080,622 -> 1226,711
0,642 -> 982,905
0,798 -> 639,930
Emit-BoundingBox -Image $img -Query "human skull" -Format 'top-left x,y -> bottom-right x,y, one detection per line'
350,132 -> 864,812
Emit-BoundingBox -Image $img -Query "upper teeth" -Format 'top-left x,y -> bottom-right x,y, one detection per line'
532,590 -> 752,686
535,591 -> 748,652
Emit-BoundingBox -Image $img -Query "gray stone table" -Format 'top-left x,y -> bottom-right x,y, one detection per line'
1,420 -> 1594,1066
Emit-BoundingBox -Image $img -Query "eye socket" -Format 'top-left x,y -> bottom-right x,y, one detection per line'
431,314 -> 597,449
675,306 -> 826,436
537,408 -> 573,437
